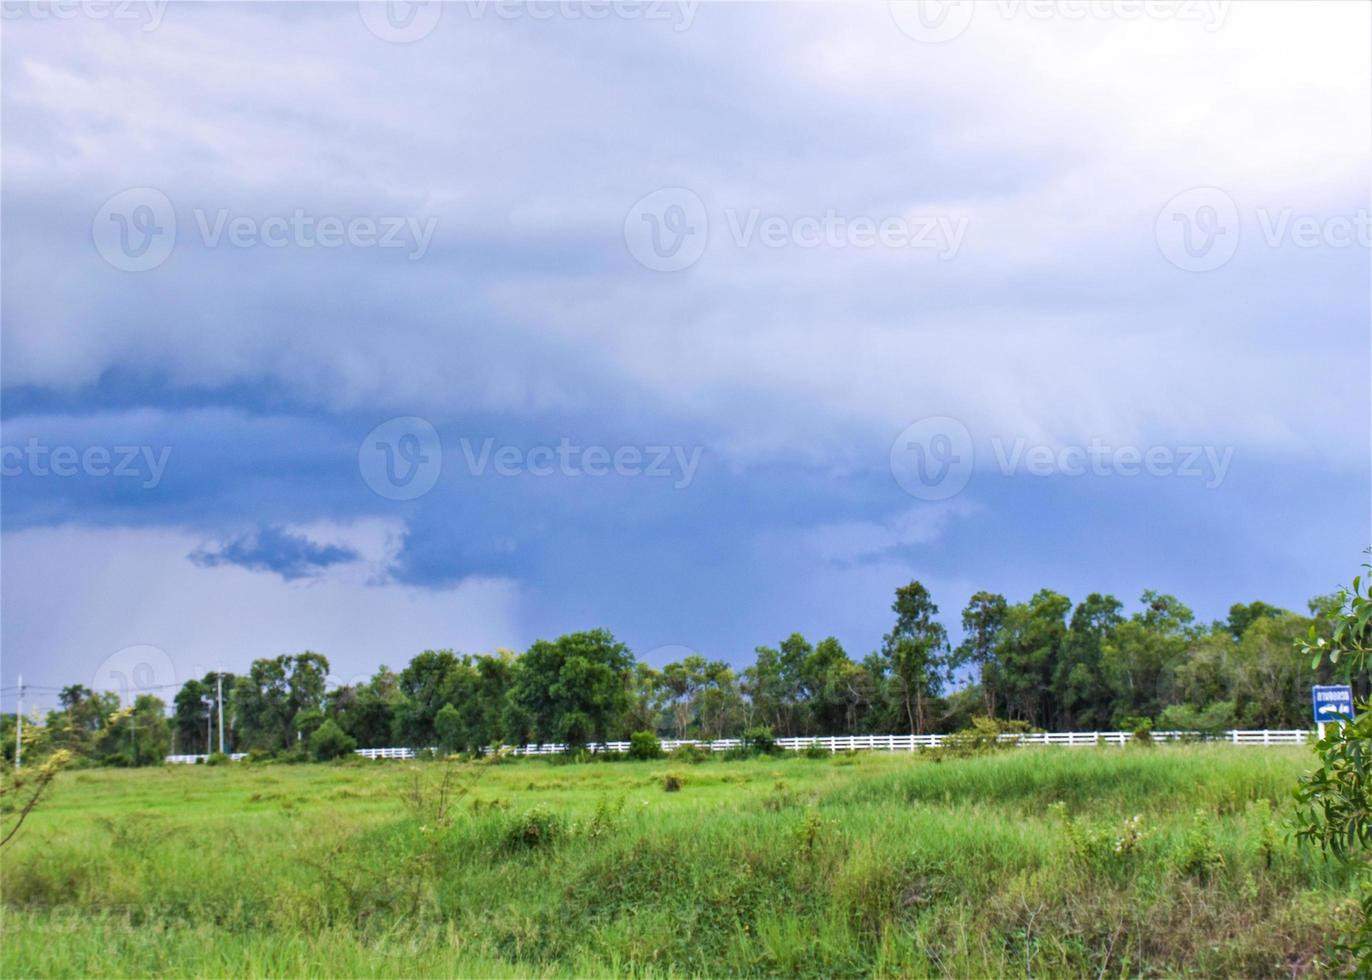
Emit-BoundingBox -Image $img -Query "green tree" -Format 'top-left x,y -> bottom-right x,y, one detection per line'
1100,592 -> 1193,726
232,654 -> 327,752
1294,562 -> 1372,970
1226,600 -> 1286,641
505,629 -> 635,746
329,666 -> 403,748
232,656 -> 292,751
954,592 -> 1007,715
469,652 -> 515,749
291,708 -> 325,742
660,655 -> 709,739
310,718 -> 356,761
881,581 -> 949,735
831,657 -> 876,734
288,652 -> 331,721
173,678 -> 210,754
434,702 -> 462,754
993,589 -> 1071,726
696,660 -> 744,739
1230,613 -> 1314,728
395,650 -> 460,747
799,637 -> 854,734
96,694 -> 170,766
1052,593 -> 1122,729
743,645 -> 790,736
859,651 -> 897,732
624,661 -> 662,735
47,686 -> 117,756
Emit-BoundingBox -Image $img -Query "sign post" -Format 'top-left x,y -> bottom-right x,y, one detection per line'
1312,684 -> 1355,740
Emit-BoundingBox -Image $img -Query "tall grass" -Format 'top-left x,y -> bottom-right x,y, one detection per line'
0,746 -> 1357,977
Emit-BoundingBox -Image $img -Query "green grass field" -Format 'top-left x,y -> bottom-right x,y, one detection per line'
0,746 -> 1358,977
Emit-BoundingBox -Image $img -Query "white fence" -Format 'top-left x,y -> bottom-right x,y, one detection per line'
346,729 -> 1308,761
164,730 -> 1309,764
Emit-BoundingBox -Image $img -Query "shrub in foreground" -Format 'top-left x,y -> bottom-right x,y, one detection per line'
504,804 -> 563,850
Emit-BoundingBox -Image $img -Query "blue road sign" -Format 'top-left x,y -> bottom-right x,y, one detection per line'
1312,685 -> 1354,724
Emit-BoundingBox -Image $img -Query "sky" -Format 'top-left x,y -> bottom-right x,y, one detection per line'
2,0 -> 1369,715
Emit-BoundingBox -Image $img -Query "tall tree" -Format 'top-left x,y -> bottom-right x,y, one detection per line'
1100,591 -> 1195,725
1052,593 -> 1122,729
173,678 -> 211,754
994,590 -> 1071,726
49,685 -> 114,755
329,665 -> 401,749
660,655 -> 709,739
623,662 -> 662,734
1226,600 -> 1286,641
954,592 -> 1007,715
696,661 -> 744,739
881,581 -> 950,734
743,644 -> 792,735
1230,613 -> 1314,728
232,656 -> 292,751
800,637 -> 855,734
395,650 -> 460,747
97,694 -> 170,766
505,629 -> 634,746
288,653 -> 330,718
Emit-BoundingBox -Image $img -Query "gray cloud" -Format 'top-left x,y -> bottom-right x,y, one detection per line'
189,525 -> 361,581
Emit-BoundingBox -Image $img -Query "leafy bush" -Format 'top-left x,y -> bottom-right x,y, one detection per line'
310,720 -> 357,762
1156,701 -> 1235,737
669,743 -> 711,764
504,804 -> 563,850
941,717 -> 1035,756
1176,809 -> 1224,879
279,744 -> 311,764
205,751 -> 229,766
802,744 -> 831,759
627,730 -> 663,760
662,772 -> 684,792
724,725 -> 779,759
583,796 -> 624,838
1049,801 -> 1149,871
1294,561 -> 1372,971
745,726 -> 778,753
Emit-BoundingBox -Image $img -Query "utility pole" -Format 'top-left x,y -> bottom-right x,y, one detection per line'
217,674 -> 225,754
206,698 -> 212,756
14,676 -> 22,770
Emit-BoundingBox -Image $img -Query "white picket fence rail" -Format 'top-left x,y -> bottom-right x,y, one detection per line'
343,728 -> 1309,761
164,729 -> 1310,764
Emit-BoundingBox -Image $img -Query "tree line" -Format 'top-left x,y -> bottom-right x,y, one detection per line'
8,580 -> 1349,765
